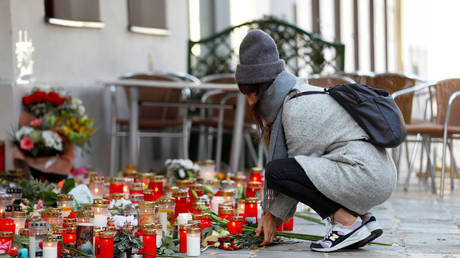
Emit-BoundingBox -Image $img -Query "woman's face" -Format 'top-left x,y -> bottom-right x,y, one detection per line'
246,92 -> 258,107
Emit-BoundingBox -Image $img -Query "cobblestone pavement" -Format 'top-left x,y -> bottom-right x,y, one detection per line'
198,180 -> 460,257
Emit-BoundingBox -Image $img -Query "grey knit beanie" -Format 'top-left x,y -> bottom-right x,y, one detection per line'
235,29 -> 285,84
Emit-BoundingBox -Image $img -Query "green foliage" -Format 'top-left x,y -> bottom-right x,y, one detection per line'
61,178 -> 76,194
157,235 -> 179,256
21,178 -> 59,206
13,235 -> 29,249
113,232 -> 143,255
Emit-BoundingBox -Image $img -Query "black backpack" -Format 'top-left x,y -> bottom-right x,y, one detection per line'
290,83 -> 407,148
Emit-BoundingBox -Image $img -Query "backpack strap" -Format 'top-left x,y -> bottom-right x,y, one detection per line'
289,88 -> 328,100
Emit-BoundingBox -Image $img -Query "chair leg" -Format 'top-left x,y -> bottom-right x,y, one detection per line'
207,128 -> 214,160
244,132 -> 258,167
181,115 -> 190,159
215,108 -> 225,171
423,138 -> 436,194
447,138 -> 457,191
198,125 -> 207,161
403,134 -> 421,191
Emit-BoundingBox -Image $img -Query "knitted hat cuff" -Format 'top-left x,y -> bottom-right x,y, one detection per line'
235,60 -> 285,84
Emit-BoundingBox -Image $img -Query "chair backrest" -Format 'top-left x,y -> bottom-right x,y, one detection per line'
121,73 -> 183,121
371,73 -> 416,124
167,72 -> 201,83
201,74 -> 254,124
340,72 -> 375,85
435,79 -> 460,126
307,75 -> 356,88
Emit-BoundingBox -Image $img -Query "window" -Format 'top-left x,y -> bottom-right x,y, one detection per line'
128,0 -> 169,36
44,0 -> 104,28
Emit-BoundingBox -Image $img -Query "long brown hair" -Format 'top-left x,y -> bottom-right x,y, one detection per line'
238,80 -> 274,142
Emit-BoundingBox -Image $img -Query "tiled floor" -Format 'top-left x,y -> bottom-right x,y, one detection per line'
198,175 -> 460,257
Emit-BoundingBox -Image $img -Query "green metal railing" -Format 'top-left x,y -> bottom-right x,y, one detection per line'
188,17 -> 345,78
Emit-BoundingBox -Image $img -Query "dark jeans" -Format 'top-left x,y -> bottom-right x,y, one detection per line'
265,158 -> 342,219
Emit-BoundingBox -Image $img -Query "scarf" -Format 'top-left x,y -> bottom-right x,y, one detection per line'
259,71 -> 297,209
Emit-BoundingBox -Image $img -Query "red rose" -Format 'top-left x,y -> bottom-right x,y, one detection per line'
22,95 -> 33,105
32,91 -> 47,103
7,247 -> 18,256
46,91 -> 65,106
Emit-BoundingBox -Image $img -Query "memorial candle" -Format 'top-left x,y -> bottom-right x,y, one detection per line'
186,226 -> 201,257
179,224 -> 188,253
138,201 -> 157,225
57,194 -> 74,217
189,184 -> 203,204
244,198 -> 258,225
218,206 -> 233,220
76,211 -> 94,255
109,177 -> 124,194
0,232 -> 13,254
136,172 -> 152,189
283,218 -> 294,231
0,219 -> 15,234
227,216 -> 243,235
173,189 -> 189,217
89,176 -> 105,199
143,189 -> 154,201
12,211 -> 26,235
245,181 -> 262,199
29,220 -> 47,258
92,199 -> 109,228
198,160 -> 215,181
149,175 -> 164,200
249,167 -> 263,182
43,235 -> 58,258
95,231 -> 114,258
142,228 -> 157,257
63,227 -> 76,246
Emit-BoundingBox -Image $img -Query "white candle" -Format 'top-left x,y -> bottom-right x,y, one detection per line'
186,232 -> 201,256
43,243 -> 58,258
93,214 -> 107,227
159,212 -> 168,233
177,213 -> 193,226
211,196 -> 225,214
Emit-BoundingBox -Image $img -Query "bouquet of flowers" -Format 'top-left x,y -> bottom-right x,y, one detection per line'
165,159 -> 200,180
13,124 -> 63,158
21,87 -> 96,149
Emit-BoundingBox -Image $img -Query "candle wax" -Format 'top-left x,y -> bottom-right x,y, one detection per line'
143,235 -> 156,256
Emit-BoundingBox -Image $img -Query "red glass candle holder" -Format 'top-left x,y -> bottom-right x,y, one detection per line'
63,227 -> 76,246
283,218 -> 294,231
0,232 -> 13,254
173,190 -> 189,218
129,182 -> 144,195
149,175 -> 164,200
218,206 -> 233,220
0,219 -> 15,234
227,216 -> 243,236
249,167 -> 263,182
143,189 -> 154,201
109,178 -> 124,194
244,198 -> 258,225
179,224 -> 188,253
96,231 -> 114,258
245,181 -> 262,198
142,228 -> 157,256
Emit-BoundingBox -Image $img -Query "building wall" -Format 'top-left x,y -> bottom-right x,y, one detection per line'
9,0 -> 189,84
0,0 -> 190,174
0,1 -> 13,81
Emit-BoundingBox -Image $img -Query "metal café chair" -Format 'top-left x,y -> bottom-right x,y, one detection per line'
109,73 -> 191,173
307,74 -> 356,87
395,79 -> 460,197
195,74 -> 261,171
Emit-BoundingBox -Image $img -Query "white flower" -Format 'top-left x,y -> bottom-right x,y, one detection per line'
42,130 -> 63,151
112,215 -> 127,229
178,169 -> 186,178
15,126 -> 34,140
78,105 -> 85,116
72,98 -> 82,106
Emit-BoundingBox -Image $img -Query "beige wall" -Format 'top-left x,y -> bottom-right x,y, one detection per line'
0,0 -> 189,173
0,1 -> 13,81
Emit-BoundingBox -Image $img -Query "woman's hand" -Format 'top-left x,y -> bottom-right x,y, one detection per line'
255,211 -> 283,246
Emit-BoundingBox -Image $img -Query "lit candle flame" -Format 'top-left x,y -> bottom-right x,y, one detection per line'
94,187 -> 99,194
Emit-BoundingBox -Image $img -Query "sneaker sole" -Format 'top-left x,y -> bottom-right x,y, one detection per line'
311,226 -> 371,252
